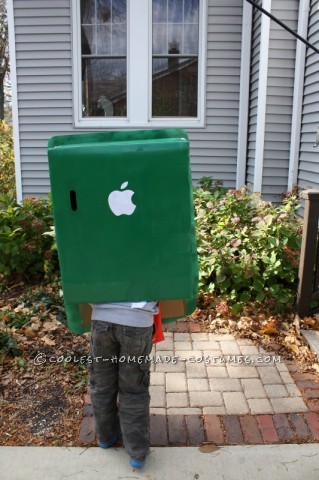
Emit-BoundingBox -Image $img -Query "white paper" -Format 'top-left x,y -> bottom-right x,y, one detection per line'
131,302 -> 147,309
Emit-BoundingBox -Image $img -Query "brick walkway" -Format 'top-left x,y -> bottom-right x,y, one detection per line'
80,320 -> 319,446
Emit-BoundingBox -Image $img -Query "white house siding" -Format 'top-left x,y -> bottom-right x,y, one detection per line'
246,1 -> 262,190
12,0 -> 244,198
262,0 -> 298,202
298,0 -> 319,192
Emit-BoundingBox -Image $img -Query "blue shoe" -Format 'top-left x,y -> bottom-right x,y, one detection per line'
98,432 -> 122,449
130,458 -> 145,469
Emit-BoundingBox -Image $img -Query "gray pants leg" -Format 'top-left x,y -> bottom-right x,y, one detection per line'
89,321 -> 121,442
89,320 -> 153,460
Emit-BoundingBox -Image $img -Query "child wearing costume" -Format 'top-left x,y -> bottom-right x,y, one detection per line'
89,301 -> 159,468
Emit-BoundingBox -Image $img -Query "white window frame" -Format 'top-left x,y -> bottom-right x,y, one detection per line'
71,0 -> 207,128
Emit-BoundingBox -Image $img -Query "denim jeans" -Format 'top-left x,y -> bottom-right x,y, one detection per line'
89,320 -> 153,460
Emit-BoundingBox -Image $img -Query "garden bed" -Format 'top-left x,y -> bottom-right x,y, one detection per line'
0,283 -> 89,446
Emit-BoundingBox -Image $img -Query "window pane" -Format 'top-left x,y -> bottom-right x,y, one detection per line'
83,1 -> 127,56
112,23 -> 127,55
112,0 -> 127,22
184,24 -> 198,54
168,0 -> 183,23
96,0 -> 111,23
80,1 -> 127,118
153,23 -> 167,54
152,58 -> 198,117
152,0 -> 199,118
153,0 -> 167,23
82,25 -> 96,55
184,0 -> 199,23
82,58 -> 127,117
168,25 -> 183,53
96,25 -> 111,54
81,0 -> 95,24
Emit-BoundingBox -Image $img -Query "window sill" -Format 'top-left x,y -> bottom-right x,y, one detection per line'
74,117 -> 205,129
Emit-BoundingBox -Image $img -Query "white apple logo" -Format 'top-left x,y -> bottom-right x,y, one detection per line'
108,181 -> 136,216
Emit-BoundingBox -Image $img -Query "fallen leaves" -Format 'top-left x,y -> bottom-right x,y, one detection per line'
0,283 -> 90,447
303,317 -> 317,327
190,294 -> 319,373
259,319 -> 279,335
42,321 -> 59,332
41,335 -> 55,346
312,363 -> 319,373
287,343 -> 300,355
23,329 -> 37,338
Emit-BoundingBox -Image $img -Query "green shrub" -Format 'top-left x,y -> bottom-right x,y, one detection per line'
194,179 -> 302,313
0,192 -> 59,281
0,310 -> 32,329
0,121 -> 16,195
0,331 -> 23,361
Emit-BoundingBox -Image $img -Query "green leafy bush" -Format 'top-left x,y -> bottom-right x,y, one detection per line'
0,310 -> 32,329
0,331 -> 23,361
0,192 -> 59,281
0,121 -> 16,195
194,179 -> 302,313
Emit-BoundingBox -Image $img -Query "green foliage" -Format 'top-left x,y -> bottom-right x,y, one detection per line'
0,331 -> 22,360
65,364 -> 89,393
21,285 -> 63,312
0,310 -> 32,329
0,121 -> 15,195
0,192 -> 59,281
19,282 -> 66,323
42,226 -> 58,279
194,179 -> 302,313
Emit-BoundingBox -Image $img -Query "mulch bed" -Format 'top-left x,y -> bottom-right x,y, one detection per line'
0,283 -> 90,446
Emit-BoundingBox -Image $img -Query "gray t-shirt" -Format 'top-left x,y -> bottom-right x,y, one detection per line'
90,301 -> 158,327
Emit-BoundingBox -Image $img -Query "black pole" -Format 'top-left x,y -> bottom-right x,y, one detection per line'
245,0 -> 319,56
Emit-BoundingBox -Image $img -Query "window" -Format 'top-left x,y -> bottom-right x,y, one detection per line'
152,0 -> 199,117
72,0 -> 206,127
80,0 -> 127,117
